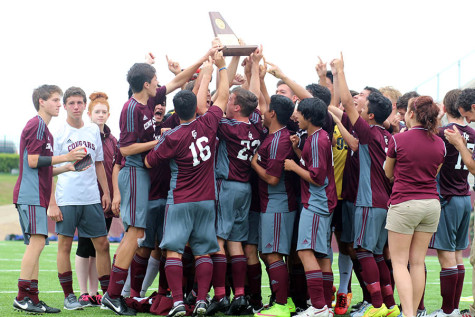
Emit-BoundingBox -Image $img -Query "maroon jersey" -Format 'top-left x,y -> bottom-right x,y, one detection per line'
387,127 -> 446,205
300,129 -> 337,215
353,117 -> 392,209
98,125 -> 117,217
256,127 -> 298,213
14,116 -> 54,208
341,113 -> 359,203
119,86 -> 166,167
146,106 -> 223,204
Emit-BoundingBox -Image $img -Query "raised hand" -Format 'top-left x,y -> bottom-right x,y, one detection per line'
201,56 -> 214,77
259,63 -> 267,80
232,74 -> 246,86
251,45 -> 263,64
214,50 -> 226,69
330,52 -> 344,75
315,56 -> 327,77
166,55 -> 181,75
265,60 -> 284,79
145,52 -> 155,65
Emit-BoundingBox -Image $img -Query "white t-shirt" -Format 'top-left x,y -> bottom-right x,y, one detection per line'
53,121 -> 104,206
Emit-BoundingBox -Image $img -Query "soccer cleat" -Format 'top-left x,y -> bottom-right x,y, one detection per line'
417,309 -> 427,317
63,293 -> 83,310
226,296 -> 249,315
206,296 -> 230,315
346,293 -> 353,309
101,292 -> 136,316
334,293 -> 348,315
363,304 -> 389,317
296,305 -> 330,317
184,291 -> 197,306
245,301 -> 265,314
428,309 -> 461,317
78,293 -> 93,307
352,301 -> 367,312
36,301 -> 61,313
256,303 -> 291,317
13,296 -> 45,314
167,303 -> 186,317
192,300 -> 208,317
287,297 -> 296,313
387,305 -> 401,317
452,309 -> 462,317
350,301 -> 371,317
460,309 -> 474,317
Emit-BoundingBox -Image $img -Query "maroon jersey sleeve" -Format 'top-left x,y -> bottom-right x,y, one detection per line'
146,131 -> 174,167
199,106 -> 223,135
353,116 -> 371,145
25,121 -> 47,155
307,131 -> 329,186
119,101 -> 141,148
387,135 -> 396,159
266,131 -> 292,178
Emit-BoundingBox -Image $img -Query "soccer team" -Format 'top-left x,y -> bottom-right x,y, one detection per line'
12,41 -> 475,317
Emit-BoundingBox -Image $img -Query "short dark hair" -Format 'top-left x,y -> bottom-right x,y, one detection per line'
443,89 -> 462,118
350,90 -> 359,97
326,71 -> 333,84
456,88 -> 475,112
173,90 -> 197,121
305,84 -> 331,106
32,85 -> 63,111
269,95 -> 295,125
231,87 -> 258,117
364,86 -> 380,95
184,80 -> 196,91
127,63 -> 156,93
63,86 -> 86,104
297,98 -> 327,127
396,91 -> 420,110
367,92 -> 392,124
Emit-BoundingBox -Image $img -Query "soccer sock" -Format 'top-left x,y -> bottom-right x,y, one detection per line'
158,255 -> 168,296
211,254 -> 227,300
454,265 -> 465,309
385,259 -> 395,290
121,268 -> 131,297
230,255 -> 247,297
182,247 -> 195,295
352,257 -> 371,303
268,260 -> 289,305
130,253 -> 148,298
195,256 -> 213,302
140,255 -> 160,297
338,253 -> 353,294
165,257 -> 183,305
98,275 -> 110,295
17,279 -> 31,302
290,263 -> 307,307
29,279 -> 39,304
58,271 -> 74,298
375,255 -> 395,308
306,270 -> 325,309
108,265 -> 128,299
440,267 -> 458,314
247,263 -> 262,304
322,272 -> 334,308
225,261 -> 234,298
356,251 -> 383,308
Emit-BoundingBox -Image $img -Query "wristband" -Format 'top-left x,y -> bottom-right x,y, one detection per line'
219,67 -> 227,72
37,155 -> 52,167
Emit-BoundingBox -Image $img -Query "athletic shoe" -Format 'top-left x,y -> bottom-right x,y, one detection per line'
352,301 -> 367,312
78,293 -> 93,307
387,305 -> 401,317
245,301 -> 265,314
417,309 -> 428,317
334,293 -> 348,315
37,300 -> 61,313
226,296 -> 248,315
363,304 -> 388,317
101,292 -> 136,316
296,305 -> 330,317
350,301 -> 371,317
13,296 -> 44,314
346,293 -> 353,309
184,291 -> 197,306
429,309 -> 461,317
460,309 -> 474,317
91,293 -> 102,306
63,293 -> 83,310
287,297 -> 296,313
192,300 -> 208,317
256,303 -> 291,317
206,296 -> 230,315
167,303 -> 186,317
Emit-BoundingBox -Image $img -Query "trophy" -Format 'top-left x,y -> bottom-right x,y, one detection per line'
209,12 -> 258,56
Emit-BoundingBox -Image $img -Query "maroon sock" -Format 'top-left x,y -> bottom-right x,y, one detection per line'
99,275 -> 110,294
440,268 -> 458,314
29,279 -> 39,304
130,254 -> 148,297
291,263 -> 308,306
195,256 -> 213,302
58,271 -> 74,298
165,257 -> 183,304
352,257 -> 370,303
231,255 -> 247,297
356,251 -> 383,307
211,254 -> 227,300
182,247 -> 195,294
306,270 -> 325,309
322,272 -> 334,308
17,279 -> 31,302
418,264 -> 427,310
385,259 -> 395,290
108,265 -> 128,299
225,261 -> 233,298
375,255 -> 395,308
454,265 -> 465,309
158,255 -> 168,296
269,260 -> 288,305
247,263 -> 262,304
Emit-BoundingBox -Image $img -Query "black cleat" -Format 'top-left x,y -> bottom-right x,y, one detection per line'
184,291 -> 197,306
206,296 -> 230,316
225,296 -> 248,315
13,296 -> 44,314
193,300 -> 208,317
101,292 -> 136,316
36,301 -> 61,313
167,303 -> 186,317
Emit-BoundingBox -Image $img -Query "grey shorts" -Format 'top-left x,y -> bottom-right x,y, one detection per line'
386,199 -> 440,235
246,210 -> 261,246
430,196 -> 471,251
17,205 -> 49,245
142,199 -> 166,249
55,204 -> 107,238
119,166 -> 150,230
340,200 -> 355,243
354,206 -> 387,254
216,180 -> 251,242
159,200 -> 220,256
296,208 -> 332,256
259,211 -> 296,255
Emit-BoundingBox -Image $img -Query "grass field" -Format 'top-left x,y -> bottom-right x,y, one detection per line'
0,173 -> 17,205
0,241 -> 472,316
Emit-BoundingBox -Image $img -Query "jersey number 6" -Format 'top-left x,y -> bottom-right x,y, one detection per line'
189,136 -> 211,166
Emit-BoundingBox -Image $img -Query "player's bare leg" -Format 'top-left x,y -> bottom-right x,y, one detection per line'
57,235 -> 73,273
114,227 -> 144,269
20,235 -> 45,280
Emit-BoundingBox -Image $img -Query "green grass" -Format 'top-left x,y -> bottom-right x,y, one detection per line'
0,173 -> 17,205
0,240 -> 472,316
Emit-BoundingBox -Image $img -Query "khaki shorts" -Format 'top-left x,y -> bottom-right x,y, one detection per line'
386,199 -> 440,234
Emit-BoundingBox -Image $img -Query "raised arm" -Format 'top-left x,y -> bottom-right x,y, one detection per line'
213,51 -> 229,113
266,60 -> 312,100
259,62 -> 270,113
329,110 -> 359,152
331,53 -> 359,126
249,46 -> 263,101
196,57 -> 214,115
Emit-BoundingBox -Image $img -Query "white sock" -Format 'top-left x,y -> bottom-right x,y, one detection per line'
337,253 -> 353,294
121,267 -> 132,297
140,256 -> 160,297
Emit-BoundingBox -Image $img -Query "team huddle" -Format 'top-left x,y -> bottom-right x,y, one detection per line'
12,41 -> 475,317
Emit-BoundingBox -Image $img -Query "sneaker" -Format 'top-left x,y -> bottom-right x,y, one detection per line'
78,293 -> 93,307
37,300 -> 61,313
287,298 -> 296,313
387,305 -> 401,317
296,305 -> 330,317
184,291 -> 197,306
256,303 -> 291,317
350,301 -> 371,317
461,309 -> 474,317
168,303 -> 186,317
245,301 -> 265,314
206,296 -> 230,315
363,304 -> 389,317
63,293 -> 83,310
192,300 -> 208,317
346,293 -> 353,309
352,301 -> 367,312
101,292 -> 136,316
417,309 -> 428,317
335,293 -> 348,315
13,297 -> 44,314
429,309 -> 459,317
452,309 -> 462,317
91,293 -> 102,306
226,296 -> 248,315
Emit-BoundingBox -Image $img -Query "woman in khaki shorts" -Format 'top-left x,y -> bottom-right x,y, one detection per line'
384,96 -> 446,317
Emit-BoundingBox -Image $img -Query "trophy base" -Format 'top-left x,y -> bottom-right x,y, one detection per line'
222,45 -> 258,56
